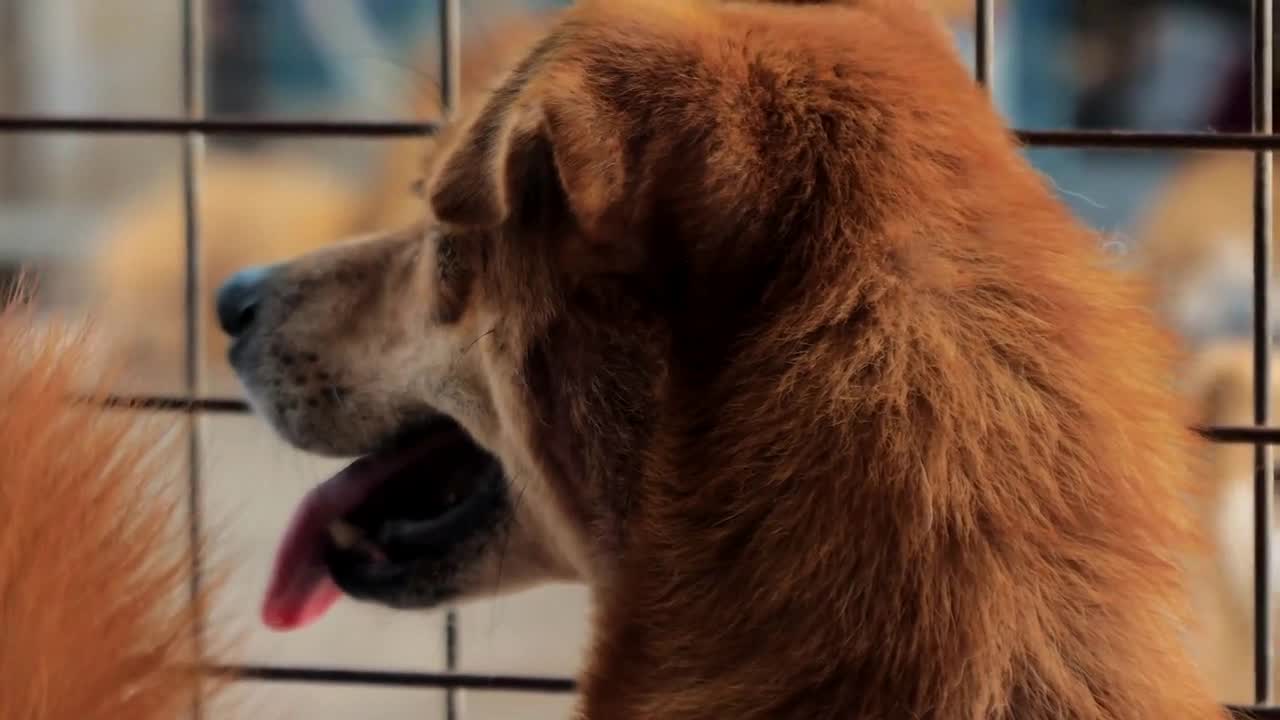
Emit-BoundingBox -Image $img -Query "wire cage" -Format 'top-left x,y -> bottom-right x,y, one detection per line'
2,0 -> 1280,718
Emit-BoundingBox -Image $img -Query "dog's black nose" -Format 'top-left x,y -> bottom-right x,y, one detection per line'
215,266 -> 272,337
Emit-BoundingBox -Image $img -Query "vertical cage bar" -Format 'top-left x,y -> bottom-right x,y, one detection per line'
975,0 -> 995,90
440,0 -> 462,114
181,0 -> 208,718
445,610 -> 461,719
440,2 -> 463,718
1255,0 -> 1276,706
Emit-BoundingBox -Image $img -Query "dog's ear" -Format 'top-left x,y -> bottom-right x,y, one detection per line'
427,54 -> 630,262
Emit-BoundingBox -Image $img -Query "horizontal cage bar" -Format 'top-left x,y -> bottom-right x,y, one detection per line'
84,394 -> 252,413
210,665 -> 577,693
0,115 -> 437,137
75,395 -> 1280,446
1018,129 -> 1280,150
1229,707 -> 1280,718
6,115 -> 1280,150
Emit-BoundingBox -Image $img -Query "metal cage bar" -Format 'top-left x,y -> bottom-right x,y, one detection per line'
13,115 -> 1280,149
217,664 -> 578,692
439,1 -> 463,718
974,0 -> 995,90
8,1 -> 1280,717
1253,0 -> 1277,705
440,0 -> 462,115
0,116 -> 438,135
181,1 -> 208,719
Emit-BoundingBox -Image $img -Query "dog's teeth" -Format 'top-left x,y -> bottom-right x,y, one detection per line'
328,520 -> 389,563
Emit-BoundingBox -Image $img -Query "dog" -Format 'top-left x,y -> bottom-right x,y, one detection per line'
1128,110 -> 1280,708
217,1 -> 1224,717
1179,339 -> 1280,704
1130,152 -> 1280,349
0,297 -> 231,719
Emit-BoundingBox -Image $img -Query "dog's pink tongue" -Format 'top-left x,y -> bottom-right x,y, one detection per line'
262,456 -> 391,632
261,499 -> 343,631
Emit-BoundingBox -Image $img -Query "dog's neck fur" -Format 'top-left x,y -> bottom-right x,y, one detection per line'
552,70 -> 1219,720
572,209 -> 1220,719
518,151 -> 1224,717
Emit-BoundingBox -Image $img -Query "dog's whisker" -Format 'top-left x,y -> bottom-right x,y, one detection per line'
461,326 -> 497,356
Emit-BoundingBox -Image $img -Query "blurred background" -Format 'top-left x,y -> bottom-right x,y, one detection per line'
1,0 -> 1277,717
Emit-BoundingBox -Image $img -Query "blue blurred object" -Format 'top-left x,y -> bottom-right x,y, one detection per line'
252,0 -> 570,111
256,1 -> 427,106
219,0 -> 1246,245
258,2 -> 337,100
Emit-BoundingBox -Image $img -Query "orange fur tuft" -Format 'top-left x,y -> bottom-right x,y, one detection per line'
0,297 -> 229,719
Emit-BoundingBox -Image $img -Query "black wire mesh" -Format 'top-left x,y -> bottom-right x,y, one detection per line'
4,1 -> 1280,718
439,2 -> 463,717
1251,0 -> 1276,705
180,2 -> 208,718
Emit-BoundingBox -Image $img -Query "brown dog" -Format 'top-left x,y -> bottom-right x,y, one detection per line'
1128,119 -> 1280,710
1180,340 -> 1280,704
218,1 -> 1224,717
1130,152 -> 1280,348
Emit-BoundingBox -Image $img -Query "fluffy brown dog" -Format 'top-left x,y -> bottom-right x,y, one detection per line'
1130,152 -> 1280,348
0,298 -> 228,719
1180,340 -> 1280,705
216,1 -> 1223,717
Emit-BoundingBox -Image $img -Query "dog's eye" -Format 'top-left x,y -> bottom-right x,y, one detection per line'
409,178 -> 427,199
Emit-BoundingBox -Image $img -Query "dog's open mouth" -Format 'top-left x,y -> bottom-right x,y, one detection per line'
262,416 -> 503,631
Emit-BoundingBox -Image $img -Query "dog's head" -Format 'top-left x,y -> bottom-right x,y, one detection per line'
219,0 -> 996,630
1180,341 -> 1280,631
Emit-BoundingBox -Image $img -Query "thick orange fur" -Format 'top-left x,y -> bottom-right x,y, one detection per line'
422,1 -> 1223,716
0,298 -> 229,719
